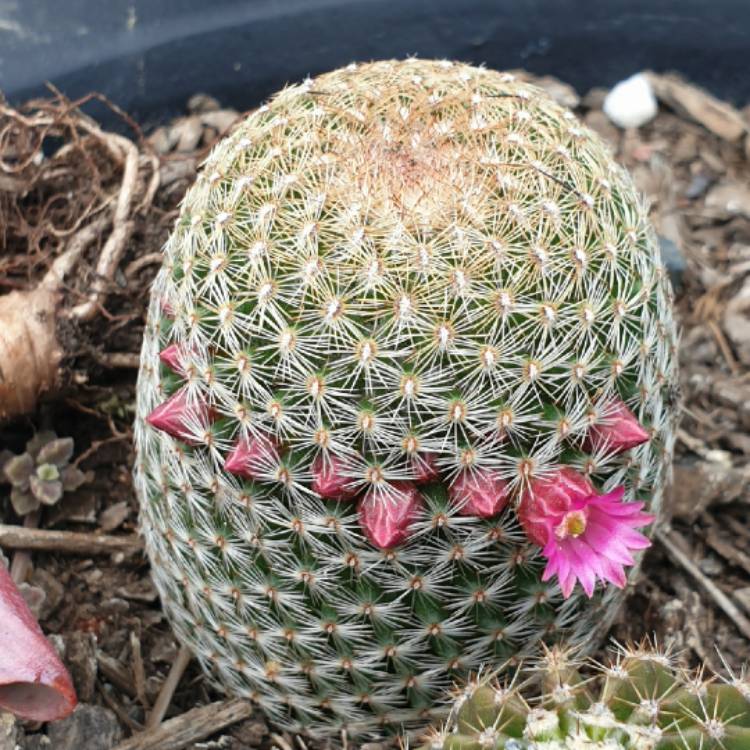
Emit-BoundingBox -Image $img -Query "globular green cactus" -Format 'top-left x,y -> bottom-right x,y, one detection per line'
134,59 -> 678,736
422,643 -> 750,750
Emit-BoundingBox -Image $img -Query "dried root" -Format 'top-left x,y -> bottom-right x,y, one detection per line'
0,90 -> 160,420
0,287 -> 60,420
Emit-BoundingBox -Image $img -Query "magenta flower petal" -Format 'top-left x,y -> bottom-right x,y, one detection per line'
146,387 -> 211,445
592,485 -> 626,505
563,539 -> 598,597
585,398 -> 650,453
545,556 -> 576,599
0,563 -> 77,721
358,481 -> 422,549
225,433 -> 280,480
599,556 -> 627,588
448,469 -> 510,518
311,454 -> 358,501
519,467 -> 654,599
580,520 -> 637,564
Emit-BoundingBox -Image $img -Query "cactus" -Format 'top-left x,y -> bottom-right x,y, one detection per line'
134,59 -> 679,736
421,642 -> 750,750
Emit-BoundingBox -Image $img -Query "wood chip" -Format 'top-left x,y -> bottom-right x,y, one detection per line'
724,277 -> 750,365
0,712 -> 18,750
97,652 -> 138,698
99,501 -> 131,532
508,70 -> 580,109
704,524 -> 750,576
735,587 -> 750,616
648,72 -> 748,141
705,181 -> 750,219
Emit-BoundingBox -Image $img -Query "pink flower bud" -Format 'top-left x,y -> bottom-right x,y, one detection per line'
358,482 -> 422,549
448,469 -> 510,518
0,563 -> 77,721
311,454 -> 358,500
161,299 -> 175,318
145,387 -> 211,445
224,433 -> 280,480
411,452 -> 439,484
585,398 -> 650,453
519,467 -> 655,599
159,344 -> 188,376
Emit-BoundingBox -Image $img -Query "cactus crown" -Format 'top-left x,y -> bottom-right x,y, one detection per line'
423,642 -> 750,750
135,59 -> 678,736
154,58 -> 675,481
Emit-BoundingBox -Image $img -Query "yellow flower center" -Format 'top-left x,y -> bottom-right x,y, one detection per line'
556,510 -> 587,540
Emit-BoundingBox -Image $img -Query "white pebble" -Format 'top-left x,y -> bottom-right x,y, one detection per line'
603,73 -> 658,129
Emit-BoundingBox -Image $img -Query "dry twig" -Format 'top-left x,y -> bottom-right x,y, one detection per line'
145,646 -> 192,729
97,652 -> 138,698
0,524 -> 142,556
112,698 -> 253,750
657,529 -> 750,641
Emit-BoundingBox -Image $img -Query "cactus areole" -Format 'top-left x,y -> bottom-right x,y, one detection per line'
134,60 -> 678,736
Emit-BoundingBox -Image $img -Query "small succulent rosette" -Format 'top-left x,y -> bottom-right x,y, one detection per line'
2,432 -> 90,516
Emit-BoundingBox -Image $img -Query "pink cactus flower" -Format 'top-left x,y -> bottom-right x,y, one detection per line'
585,398 -> 650,453
358,481 -> 422,549
518,467 -> 655,598
225,432 -> 280,480
0,562 -> 77,721
145,387 -> 211,445
411,452 -> 440,484
159,343 -> 189,376
311,454 -> 358,500
448,469 -> 510,518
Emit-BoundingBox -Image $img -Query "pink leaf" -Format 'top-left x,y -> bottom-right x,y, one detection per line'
0,563 -> 77,721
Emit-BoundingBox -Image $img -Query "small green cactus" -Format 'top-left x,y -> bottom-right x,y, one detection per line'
134,59 -> 679,736
1,432 -> 89,516
422,643 -> 750,750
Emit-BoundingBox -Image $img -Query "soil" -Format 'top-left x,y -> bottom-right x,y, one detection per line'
1,75 -> 749,749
